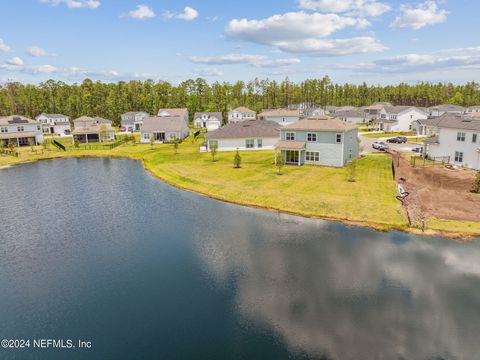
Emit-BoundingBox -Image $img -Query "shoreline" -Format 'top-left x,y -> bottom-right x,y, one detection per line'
2,152 -> 478,240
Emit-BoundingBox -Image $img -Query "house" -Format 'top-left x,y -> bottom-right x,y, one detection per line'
334,109 -> 368,124
193,112 -> 222,131
422,113 -> 480,170
157,108 -> 189,125
288,102 -> 318,113
275,116 -> 359,167
465,106 -> 480,114
35,113 -> 71,136
258,109 -> 301,126
140,116 -> 189,144
204,120 -> 279,152
428,104 -> 465,117
72,116 -> 115,143
0,115 -> 44,146
120,111 -> 149,133
361,103 -> 390,121
227,107 -> 256,122
375,106 -> 428,132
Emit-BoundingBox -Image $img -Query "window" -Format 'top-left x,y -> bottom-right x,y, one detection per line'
0,127 -> 7,133
208,140 -> 218,149
306,151 -> 319,162
455,151 -> 464,163
336,133 -> 343,143
473,133 -> 478,143
257,139 -> 263,148
286,132 -> 295,141
245,139 -> 254,148
285,150 -> 299,164
457,132 -> 466,141
37,125 -> 41,130
17,126 -> 24,132
307,133 -> 317,142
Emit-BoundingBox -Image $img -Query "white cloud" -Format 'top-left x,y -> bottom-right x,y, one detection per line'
41,0 -> 100,9
127,4 -> 155,20
6,57 -> 24,66
333,47 -> 480,74
391,1 -> 447,30
0,38 -> 11,52
225,12 -> 385,57
26,46 -> 48,57
194,68 -> 224,77
190,53 -> 301,67
176,6 -> 198,21
298,0 -> 391,17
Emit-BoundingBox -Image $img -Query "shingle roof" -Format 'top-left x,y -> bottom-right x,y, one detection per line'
230,107 -> 255,114
193,112 -> 223,121
73,116 -> 112,125
419,113 -> 480,131
283,116 -> 358,132
0,115 -> 38,125
275,140 -> 306,150
0,131 -> 38,139
122,111 -> 149,116
157,108 -> 188,117
205,120 -> 279,140
334,109 -> 366,118
259,109 -> 301,117
141,116 -> 189,133
38,113 -> 68,119
429,104 -> 465,112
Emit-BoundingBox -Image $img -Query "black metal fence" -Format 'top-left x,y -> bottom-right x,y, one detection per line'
52,139 -> 66,151
410,155 -> 450,168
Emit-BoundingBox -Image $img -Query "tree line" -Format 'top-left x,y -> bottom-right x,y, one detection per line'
1,77 -> 479,126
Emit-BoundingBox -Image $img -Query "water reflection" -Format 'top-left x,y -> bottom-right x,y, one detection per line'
195,215 -> 480,360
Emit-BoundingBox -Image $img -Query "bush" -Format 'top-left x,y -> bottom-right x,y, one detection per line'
472,171 -> 480,193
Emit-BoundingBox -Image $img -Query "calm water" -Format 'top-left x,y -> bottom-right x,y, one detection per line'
1,158 -> 479,360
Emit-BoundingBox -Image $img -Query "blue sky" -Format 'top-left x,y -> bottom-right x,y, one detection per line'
0,0 -> 479,85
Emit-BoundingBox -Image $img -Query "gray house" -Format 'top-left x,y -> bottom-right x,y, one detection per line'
140,116 -> 189,143
193,112 -> 222,131
121,111 -> 149,132
275,116 -> 359,167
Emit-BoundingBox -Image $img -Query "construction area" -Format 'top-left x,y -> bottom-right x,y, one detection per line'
391,151 -> 479,228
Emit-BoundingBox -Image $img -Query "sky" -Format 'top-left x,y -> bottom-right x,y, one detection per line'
0,0 -> 479,85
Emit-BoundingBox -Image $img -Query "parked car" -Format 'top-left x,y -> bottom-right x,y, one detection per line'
372,141 -> 388,151
387,136 -> 407,143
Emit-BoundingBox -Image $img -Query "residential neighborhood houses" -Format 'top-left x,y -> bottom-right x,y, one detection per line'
228,107 -> 256,122
157,108 -> 189,125
258,109 -> 301,126
121,111 -> 150,133
140,115 -> 190,144
72,116 -> 115,143
0,115 -> 44,146
276,116 -> 359,167
193,112 -> 222,131
35,113 -> 71,136
374,106 -> 428,132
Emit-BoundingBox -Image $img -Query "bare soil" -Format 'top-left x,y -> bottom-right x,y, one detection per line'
392,152 -> 480,225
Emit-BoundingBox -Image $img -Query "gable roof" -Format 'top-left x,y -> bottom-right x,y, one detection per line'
384,105 -> 428,115
230,106 -> 255,114
429,104 -> 465,112
0,115 -> 38,125
419,113 -> 480,131
193,112 -> 223,121
37,113 -> 68,119
334,109 -> 366,118
282,116 -> 358,132
205,120 -> 279,139
141,116 -> 189,133
73,116 -> 112,125
259,109 -> 301,117
122,111 -> 149,116
157,108 -> 188,117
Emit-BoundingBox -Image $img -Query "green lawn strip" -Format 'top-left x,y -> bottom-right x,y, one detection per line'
361,132 -> 417,138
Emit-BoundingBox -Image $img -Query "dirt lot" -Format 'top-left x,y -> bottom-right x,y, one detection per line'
392,153 -> 480,224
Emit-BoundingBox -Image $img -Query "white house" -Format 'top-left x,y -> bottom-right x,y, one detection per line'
227,107 -> 256,122
465,106 -> 480,114
375,106 -> 428,132
72,116 -> 115,143
258,109 -> 301,126
428,104 -> 465,117
0,115 -> 44,146
193,112 -> 222,131
204,120 -> 279,152
35,113 -> 71,136
423,113 -> 480,170
140,116 -> 189,144
157,108 -> 189,125
120,111 -> 149,133
361,102 -> 391,121
275,116 -> 359,167
334,109 -> 367,124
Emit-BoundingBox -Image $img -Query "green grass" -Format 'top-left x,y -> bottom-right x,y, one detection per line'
2,136 -> 478,237
362,131 -> 417,138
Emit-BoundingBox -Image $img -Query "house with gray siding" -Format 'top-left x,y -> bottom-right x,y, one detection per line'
275,116 -> 359,167
140,116 -> 189,144
0,115 -> 44,146
258,109 -> 301,126
227,107 -> 256,122
121,111 -> 149,132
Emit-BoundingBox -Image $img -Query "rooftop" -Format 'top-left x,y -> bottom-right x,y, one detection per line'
230,106 -> 255,114
157,108 -> 188,117
283,116 -> 358,132
0,115 -> 39,125
419,113 -> 480,131
259,109 -> 301,117
205,120 -> 279,139
142,116 -> 189,133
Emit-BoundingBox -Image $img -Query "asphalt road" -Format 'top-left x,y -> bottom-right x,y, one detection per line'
359,135 -> 423,154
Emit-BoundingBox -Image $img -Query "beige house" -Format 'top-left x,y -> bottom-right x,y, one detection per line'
72,116 -> 115,143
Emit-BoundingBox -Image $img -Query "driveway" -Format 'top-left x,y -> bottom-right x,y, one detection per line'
359,135 -> 422,154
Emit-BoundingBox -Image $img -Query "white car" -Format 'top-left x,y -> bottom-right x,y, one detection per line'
372,141 -> 388,151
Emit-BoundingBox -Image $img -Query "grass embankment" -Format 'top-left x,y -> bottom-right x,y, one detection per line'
1,137 -> 478,237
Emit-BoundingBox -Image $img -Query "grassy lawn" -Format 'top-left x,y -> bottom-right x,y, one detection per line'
2,136 -> 478,237
362,131 -> 417,138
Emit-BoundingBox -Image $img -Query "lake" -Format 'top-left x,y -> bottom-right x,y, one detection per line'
0,158 -> 479,360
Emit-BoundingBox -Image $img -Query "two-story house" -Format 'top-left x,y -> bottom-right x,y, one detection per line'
72,116 -> 115,143
227,107 -> 256,123
157,108 -> 189,126
428,104 -> 465,117
0,115 -> 44,146
35,113 -> 71,136
120,111 -> 149,133
375,106 -> 428,132
258,109 -> 301,126
193,112 -> 222,131
275,116 -> 359,167
423,113 -> 480,170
